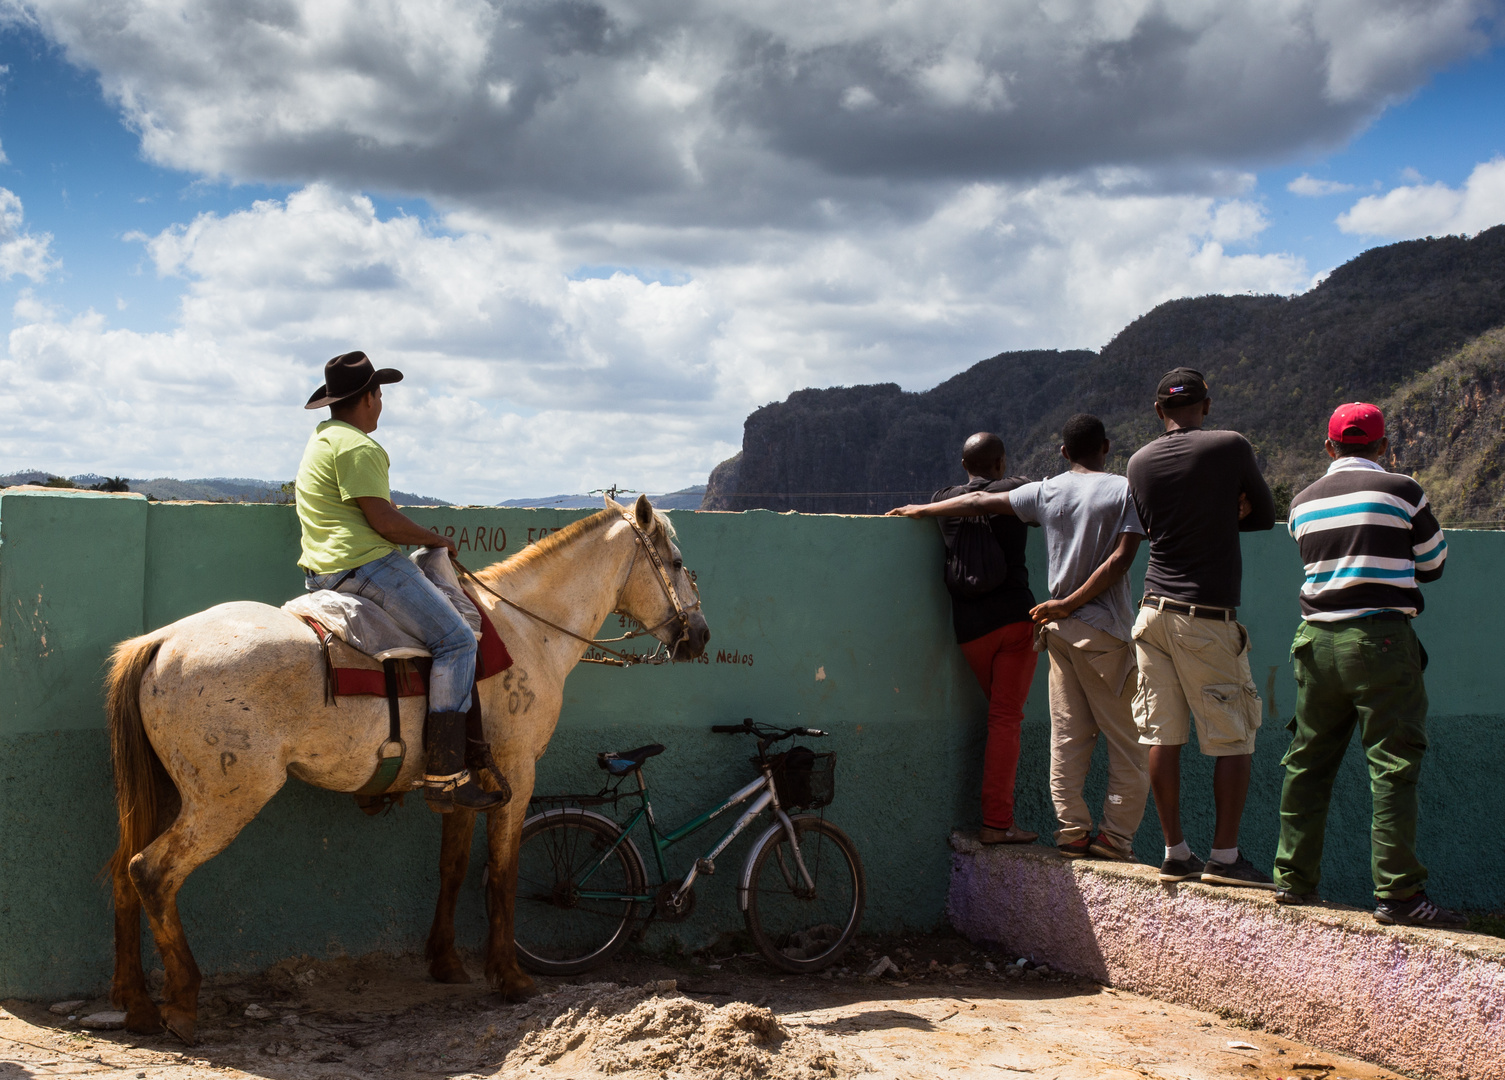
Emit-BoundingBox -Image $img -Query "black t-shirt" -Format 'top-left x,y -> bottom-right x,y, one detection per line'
1125,429 -> 1275,609
932,476 -> 1036,643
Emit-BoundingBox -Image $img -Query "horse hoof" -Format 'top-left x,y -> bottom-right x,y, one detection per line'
429,956 -> 473,985
161,1008 -> 197,1046
124,1004 -> 164,1035
494,975 -> 537,1002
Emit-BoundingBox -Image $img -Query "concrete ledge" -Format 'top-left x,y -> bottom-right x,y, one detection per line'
947,833 -> 1505,1080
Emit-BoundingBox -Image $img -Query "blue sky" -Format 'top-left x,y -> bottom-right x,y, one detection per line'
0,2 -> 1500,501
1259,42 -> 1505,271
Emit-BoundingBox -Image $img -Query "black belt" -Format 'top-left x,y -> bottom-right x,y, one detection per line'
1324,611 -> 1411,624
1142,596 -> 1235,622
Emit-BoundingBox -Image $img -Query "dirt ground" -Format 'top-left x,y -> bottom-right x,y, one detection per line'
1,932 -> 1406,1080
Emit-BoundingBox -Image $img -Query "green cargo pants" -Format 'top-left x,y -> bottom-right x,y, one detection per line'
1274,617 -> 1428,900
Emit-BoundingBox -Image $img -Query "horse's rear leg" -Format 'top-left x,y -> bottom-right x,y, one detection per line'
425,808 -> 477,983
130,787 -> 280,1044
111,782 -> 179,1034
483,802 -> 537,1001
110,859 -> 162,1033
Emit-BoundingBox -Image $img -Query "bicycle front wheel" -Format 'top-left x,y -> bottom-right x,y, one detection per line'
514,809 -> 646,976
744,815 -> 865,973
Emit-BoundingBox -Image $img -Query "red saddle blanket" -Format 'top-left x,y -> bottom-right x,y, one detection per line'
302,597 -> 514,698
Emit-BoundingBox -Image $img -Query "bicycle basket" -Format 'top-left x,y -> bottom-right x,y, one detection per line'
761,746 -> 836,810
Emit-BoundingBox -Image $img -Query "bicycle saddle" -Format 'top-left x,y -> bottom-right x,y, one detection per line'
596,743 -> 666,774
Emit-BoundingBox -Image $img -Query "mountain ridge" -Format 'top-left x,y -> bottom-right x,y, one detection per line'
704,226 -> 1505,520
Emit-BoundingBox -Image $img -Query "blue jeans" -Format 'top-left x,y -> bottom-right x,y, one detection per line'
306,551 -> 475,713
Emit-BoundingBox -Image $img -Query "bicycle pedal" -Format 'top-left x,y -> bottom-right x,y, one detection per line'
696,858 -> 715,876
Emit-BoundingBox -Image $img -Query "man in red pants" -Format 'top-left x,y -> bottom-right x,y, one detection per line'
891,432 -> 1039,843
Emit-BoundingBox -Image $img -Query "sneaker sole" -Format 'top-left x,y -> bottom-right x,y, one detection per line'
1158,870 -> 1202,882
1200,872 -> 1277,890
1373,912 -> 1469,929
1089,847 -> 1132,861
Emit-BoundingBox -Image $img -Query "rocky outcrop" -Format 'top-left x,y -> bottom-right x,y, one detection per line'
1386,327 -> 1505,523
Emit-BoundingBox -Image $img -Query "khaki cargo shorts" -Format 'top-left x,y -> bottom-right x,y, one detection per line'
1131,604 -> 1262,756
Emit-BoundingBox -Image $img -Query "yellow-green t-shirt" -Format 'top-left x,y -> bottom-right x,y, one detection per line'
295,420 -> 399,574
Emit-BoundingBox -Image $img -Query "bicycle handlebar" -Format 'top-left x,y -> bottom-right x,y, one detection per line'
710,718 -> 827,738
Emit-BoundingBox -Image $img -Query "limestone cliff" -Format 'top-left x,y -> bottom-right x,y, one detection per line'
1386,327 -> 1505,524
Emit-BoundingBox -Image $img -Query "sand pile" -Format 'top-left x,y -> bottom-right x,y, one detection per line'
495,980 -> 842,1078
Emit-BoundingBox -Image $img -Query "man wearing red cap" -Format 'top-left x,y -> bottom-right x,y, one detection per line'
1276,403 -> 1464,927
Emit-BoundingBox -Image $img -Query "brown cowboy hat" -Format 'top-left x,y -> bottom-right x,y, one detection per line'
304,351 -> 404,410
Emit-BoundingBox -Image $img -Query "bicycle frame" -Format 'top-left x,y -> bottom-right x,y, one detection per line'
570,761 -> 817,909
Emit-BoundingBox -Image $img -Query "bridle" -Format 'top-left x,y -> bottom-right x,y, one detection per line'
457,510 -> 702,667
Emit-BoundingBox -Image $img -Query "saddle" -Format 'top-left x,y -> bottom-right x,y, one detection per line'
284,553 -> 515,814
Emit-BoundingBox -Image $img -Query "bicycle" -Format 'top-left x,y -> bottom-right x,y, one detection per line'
513,718 -> 866,976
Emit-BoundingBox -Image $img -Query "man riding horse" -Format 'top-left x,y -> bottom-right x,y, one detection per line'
297,350 -> 506,814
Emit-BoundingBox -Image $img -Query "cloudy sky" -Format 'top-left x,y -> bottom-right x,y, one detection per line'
0,1 -> 1501,502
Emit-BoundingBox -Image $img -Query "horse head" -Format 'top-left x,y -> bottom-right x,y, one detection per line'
610,493 -> 710,662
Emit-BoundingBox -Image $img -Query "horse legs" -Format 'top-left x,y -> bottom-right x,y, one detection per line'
110,858 -> 162,1033
111,782 -> 180,1034
483,801 -> 537,1001
129,788 -> 279,1044
425,808 -> 477,983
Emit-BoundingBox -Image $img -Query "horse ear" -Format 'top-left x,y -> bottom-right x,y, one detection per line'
634,493 -> 655,531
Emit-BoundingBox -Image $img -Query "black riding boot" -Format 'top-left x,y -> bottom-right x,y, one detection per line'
423,710 -> 508,813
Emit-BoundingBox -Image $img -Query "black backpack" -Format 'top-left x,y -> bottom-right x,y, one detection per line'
943,517 -> 1012,598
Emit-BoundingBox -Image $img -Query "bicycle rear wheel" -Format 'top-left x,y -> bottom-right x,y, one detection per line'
744,815 -> 865,973
514,809 -> 646,976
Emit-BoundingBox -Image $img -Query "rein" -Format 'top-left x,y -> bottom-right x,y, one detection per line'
456,511 -> 701,668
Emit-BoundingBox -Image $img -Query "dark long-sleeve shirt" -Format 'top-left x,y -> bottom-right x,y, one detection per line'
1125,428 -> 1275,609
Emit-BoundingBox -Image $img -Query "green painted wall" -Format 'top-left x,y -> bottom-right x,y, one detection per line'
0,490 -> 1499,999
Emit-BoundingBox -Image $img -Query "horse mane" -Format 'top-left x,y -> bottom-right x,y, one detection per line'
474,502 -> 676,586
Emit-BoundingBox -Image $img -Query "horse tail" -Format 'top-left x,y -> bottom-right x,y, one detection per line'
105,632 -> 170,882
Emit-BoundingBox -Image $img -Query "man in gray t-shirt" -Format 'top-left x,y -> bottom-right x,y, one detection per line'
890,414 -> 1151,861
1014,415 -> 1150,860
1010,470 -> 1141,642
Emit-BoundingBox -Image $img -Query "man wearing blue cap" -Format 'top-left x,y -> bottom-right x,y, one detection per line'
1275,402 -> 1463,927
297,351 -> 507,814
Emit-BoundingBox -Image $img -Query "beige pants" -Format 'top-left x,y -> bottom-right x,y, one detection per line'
1044,617 -> 1150,849
1130,604 -> 1263,756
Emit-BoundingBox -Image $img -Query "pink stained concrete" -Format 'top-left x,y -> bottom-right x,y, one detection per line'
947,834 -> 1505,1080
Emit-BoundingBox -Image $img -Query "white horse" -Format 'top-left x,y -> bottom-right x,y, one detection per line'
104,496 -> 709,1043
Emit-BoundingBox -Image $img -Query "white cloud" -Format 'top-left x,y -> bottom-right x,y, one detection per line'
1287,174 -> 1356,196
0,180 -> 1307,500
0,188 -> 57,282
1336,157 -> 1505,238
13,0 -> 1493,212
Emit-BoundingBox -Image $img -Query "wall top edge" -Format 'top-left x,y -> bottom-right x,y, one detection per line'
0,486 -> 146,501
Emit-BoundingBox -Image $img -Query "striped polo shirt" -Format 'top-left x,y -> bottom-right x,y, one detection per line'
1287,456 -> 1447,621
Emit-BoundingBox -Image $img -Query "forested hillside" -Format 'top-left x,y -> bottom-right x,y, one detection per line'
704,227 -> 1505,520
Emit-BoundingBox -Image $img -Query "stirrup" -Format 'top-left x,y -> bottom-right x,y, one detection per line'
422,770 -> 509,814
465,740 -> 513,806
